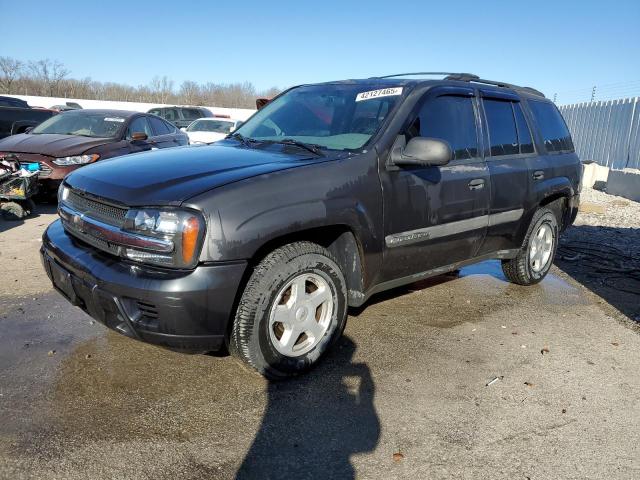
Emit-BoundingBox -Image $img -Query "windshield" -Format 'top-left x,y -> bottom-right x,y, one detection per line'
187,119 -> 234,133
234,84 -> 404,150
32,111 -> 125,138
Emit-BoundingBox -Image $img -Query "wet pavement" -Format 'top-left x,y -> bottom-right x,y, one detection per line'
2,257 -> 640,479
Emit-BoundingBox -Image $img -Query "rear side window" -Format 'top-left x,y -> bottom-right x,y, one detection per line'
483,99 -> 518,156
149,116 -> 171,135
513,103 -> 534,154
182,108 -> 205,120
529,100 -> 574,153
415,95 -> 478,160
163,108 -> 179,122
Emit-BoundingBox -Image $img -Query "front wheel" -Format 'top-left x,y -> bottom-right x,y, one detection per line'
230,242 -> 348,379
502,207 -> 559,285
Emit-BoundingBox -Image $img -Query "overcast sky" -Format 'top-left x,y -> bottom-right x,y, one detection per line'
3,0 -> 640,104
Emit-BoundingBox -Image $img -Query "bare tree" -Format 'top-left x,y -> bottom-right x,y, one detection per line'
28,59 -> 70,96
149,75 -> 174,104
179,80 -> 202,105
0,56 -> 23,93
1,55 -> 282,108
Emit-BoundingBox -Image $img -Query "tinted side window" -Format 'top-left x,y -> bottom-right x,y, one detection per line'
163,119 -> 176,133
529,100 -> 574,153
126,116 -> 153,139
484,99 -> 518,156
163,108 -> 179,122
182,108 -> 205,120
514,103 -> 534,154
416,95 -> 478,160
149,116 -> 171,135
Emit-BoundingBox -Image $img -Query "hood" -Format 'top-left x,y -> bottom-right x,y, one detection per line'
0,133 -> 113,157
64,141 -> 325,206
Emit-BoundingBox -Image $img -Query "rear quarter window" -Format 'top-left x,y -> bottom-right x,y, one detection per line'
529,100 -> 574,153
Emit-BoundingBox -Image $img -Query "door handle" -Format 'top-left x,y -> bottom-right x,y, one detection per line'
468,178 -> 485,190
533,170 -> 544,180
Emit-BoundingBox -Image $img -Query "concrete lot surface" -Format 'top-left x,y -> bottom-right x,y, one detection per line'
1,203 -> 639,479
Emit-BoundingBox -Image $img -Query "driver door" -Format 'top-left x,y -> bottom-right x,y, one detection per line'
379,86 -> 490,281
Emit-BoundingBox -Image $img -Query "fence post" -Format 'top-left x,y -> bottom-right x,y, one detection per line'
591,86 -> 597,102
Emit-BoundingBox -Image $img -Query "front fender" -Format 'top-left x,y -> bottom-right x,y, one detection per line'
185,151 -> 383,267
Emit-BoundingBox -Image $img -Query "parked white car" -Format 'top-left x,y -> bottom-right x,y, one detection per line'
183,117 -> 241,144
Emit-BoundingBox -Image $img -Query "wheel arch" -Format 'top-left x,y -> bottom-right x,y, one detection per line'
248,225 -> 366,308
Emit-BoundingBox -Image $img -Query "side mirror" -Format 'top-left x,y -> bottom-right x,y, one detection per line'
392,137 -> 452,166
180,127 -> 187,132
130,132 -> 148,141
24,126 -> 34,134
235,121 -> 244,130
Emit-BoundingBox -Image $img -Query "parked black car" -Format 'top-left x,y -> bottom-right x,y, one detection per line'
0,109 -> 189,193
0,96 -> 56,139
147,106 -> 213,128
42,73 -> 581,379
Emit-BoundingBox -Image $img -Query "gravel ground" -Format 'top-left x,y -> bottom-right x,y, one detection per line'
557,186 -> 640,322
0,192 -> 639,479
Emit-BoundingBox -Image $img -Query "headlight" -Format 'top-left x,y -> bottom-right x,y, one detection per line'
122,208 -> 205,269
58,184 -> 70,203
53,154 -> 100,166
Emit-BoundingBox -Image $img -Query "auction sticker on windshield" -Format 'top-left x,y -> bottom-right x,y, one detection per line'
355,87 -> 403,102
104,117 -> 125,122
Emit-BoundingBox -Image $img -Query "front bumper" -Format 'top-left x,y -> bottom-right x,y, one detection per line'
41,219 -> 247,352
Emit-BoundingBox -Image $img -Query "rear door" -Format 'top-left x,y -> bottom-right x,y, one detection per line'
380,87 -> 490,280
525,100 -> 581,208
476,91 -> 537,255
148,115 -> 181,148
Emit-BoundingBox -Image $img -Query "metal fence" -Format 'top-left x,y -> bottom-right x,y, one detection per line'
559,97 -> 640,170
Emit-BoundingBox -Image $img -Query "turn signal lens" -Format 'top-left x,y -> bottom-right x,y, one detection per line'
182,216 -> 201,264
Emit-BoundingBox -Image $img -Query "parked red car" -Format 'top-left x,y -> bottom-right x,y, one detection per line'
0,109 -> 189,194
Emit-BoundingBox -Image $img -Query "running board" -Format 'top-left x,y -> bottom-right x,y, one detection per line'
351,249 -> 519,307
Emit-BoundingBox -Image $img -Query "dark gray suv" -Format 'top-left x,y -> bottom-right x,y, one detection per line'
147,106 -> 213,129
41,73 -> 581,379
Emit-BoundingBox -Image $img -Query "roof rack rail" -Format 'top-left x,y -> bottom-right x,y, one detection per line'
371,72 -> 477,79
370,72 -> 546,98
444,74 -> 545,98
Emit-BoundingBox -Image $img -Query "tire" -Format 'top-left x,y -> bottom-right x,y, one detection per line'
1,202 -> 25,221
230,242 -> 348,379
502,207 -> 559,286
24,199 -> 36,216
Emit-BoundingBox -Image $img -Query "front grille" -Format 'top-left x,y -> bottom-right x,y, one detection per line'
65,189 -> 128,227
38,163 -> 52,178
60,189 -> 129,257
62,218 -> 121,256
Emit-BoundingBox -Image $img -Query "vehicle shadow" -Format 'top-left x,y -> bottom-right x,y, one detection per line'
555,225 -> 640,322
235,336 -> 379,480
0,202 -> 57,234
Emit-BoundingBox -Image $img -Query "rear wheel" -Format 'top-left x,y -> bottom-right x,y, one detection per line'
502,207 -> 558,285
230,242 -> 347,379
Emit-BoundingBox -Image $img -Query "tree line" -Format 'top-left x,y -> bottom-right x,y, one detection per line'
0,57 -> 281,109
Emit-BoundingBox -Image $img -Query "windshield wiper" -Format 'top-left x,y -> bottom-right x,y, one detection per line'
227,132 -> 255,146
270,138 -> 324,156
